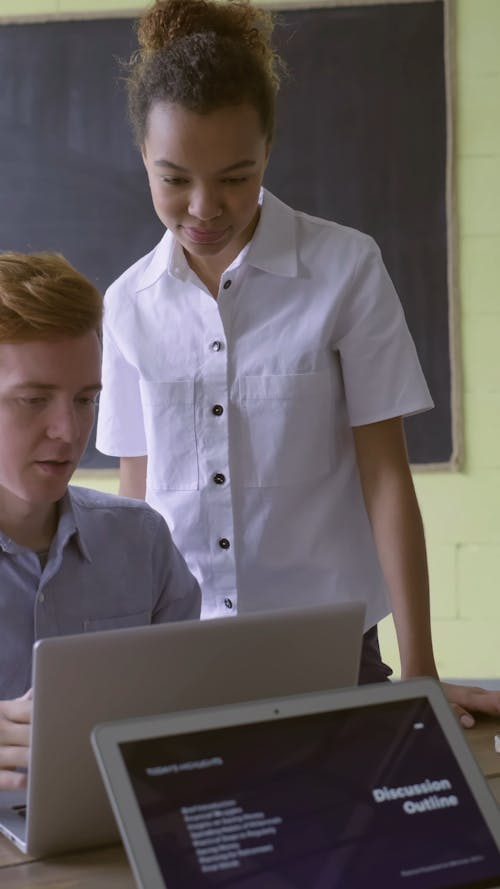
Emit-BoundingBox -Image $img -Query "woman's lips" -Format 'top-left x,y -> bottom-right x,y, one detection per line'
183,226 -> 229,244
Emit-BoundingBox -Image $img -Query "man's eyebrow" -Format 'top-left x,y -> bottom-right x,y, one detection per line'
11,382 -> 102,391
153,159 -> 257,173
79,383 -> 103,393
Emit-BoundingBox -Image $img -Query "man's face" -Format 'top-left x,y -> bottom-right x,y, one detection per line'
0,332 -> 101,515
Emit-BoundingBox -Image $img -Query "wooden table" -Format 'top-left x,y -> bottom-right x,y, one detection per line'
0,844 -> 134,887
1,718 -> 499,887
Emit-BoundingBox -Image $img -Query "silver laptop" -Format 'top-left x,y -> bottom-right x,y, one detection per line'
0,601 -> 365,857
92,678 -> 500,889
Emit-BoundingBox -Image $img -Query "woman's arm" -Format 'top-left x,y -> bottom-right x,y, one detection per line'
119,455 -> 148,500
353,416 -> 437,679
353,416 -> 500,726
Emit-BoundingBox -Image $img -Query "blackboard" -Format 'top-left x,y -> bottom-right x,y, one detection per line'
0,1 -> 457,469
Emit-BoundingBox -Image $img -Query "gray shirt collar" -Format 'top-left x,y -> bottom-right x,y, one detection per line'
0,489 -> 91,563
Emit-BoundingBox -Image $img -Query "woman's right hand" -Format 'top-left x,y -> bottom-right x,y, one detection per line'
0,690 -> 32,791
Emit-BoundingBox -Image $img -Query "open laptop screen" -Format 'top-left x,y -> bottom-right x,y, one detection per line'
118,697 -> 500,889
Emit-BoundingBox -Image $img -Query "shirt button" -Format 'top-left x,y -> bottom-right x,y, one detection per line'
213,473 -> 226,485
224,597 -> 233,609
39,593 -> 45,603
223,279 -> 232,290
218,538 -> 230,550
211,340 -> 222,352
212,404 -> 224,416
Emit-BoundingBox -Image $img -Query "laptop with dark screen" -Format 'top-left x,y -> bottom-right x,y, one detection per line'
92,678 -> 500,889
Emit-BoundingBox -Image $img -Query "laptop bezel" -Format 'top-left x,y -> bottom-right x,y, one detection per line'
91,677 -> 500,889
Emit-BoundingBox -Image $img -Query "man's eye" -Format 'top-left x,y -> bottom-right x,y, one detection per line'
221,177 -> 248,184
76,395 -> 99,407
19,397 -> 47,406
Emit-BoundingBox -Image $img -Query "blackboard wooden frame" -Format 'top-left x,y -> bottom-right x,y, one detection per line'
0,0 -> 460,472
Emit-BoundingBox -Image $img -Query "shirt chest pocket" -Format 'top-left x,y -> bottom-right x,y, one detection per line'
237,371 -> 332,487
139,379 -> 199,491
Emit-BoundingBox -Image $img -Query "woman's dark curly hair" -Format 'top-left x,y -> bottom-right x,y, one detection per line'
126,0 -> 283,145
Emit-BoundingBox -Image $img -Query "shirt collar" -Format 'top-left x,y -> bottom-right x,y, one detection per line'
0,489 -> 90,562
57,489 -> 92,562
167,237 -> 194,282
0,527 -> 16,555
245,189 -> 298,278
136,229 -> 173,291
135,188 -> 298,291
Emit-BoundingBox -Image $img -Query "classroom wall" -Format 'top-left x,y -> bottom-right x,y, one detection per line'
3,0 -> 499,678
406,0 -> 500,681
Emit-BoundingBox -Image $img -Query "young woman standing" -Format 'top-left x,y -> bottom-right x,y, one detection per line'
97,0 -> 500,721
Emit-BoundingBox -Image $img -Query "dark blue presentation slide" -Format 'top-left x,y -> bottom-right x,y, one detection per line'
120,698 -> 500,888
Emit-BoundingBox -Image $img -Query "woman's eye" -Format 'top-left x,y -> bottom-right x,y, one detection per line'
161,177 -> 188,186
222,177 -> 248,184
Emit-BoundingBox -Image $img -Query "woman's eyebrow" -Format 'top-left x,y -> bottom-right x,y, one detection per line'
153,159 -> 188,170
153,159 -> 257,172
218,160 -> 257,173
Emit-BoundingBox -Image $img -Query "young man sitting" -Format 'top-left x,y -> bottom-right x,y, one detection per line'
0,252 -> 201,790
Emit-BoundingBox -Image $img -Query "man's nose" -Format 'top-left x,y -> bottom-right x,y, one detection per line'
45,402 -> 79,443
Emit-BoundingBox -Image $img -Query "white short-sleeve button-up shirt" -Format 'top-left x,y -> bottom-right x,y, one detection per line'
96,189 -> 433,627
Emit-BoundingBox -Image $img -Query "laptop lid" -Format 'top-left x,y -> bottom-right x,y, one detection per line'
92,678 -> 500,889
0,601 -> 364,857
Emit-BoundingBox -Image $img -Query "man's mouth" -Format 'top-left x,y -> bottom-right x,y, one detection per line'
35,460 -> 73,475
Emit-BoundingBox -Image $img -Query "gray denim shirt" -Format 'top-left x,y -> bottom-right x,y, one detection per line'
0,486 -> 201,698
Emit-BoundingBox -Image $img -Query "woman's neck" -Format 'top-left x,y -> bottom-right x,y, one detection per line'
183,205 -> 261,298
184,251 -> 228,299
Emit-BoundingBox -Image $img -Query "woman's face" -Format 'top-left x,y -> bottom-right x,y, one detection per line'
142,102 -> 270,274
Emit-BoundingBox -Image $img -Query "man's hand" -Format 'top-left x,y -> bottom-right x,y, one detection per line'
0,690 -> 32,790
441,682 -> 500,729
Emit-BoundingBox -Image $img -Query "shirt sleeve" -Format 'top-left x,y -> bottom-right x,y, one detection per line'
95,297 -> 147,457
334,240 -> 434,426
150,512 -> 202,623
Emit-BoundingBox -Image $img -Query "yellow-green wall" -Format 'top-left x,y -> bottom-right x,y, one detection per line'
4,0 -> 499,678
